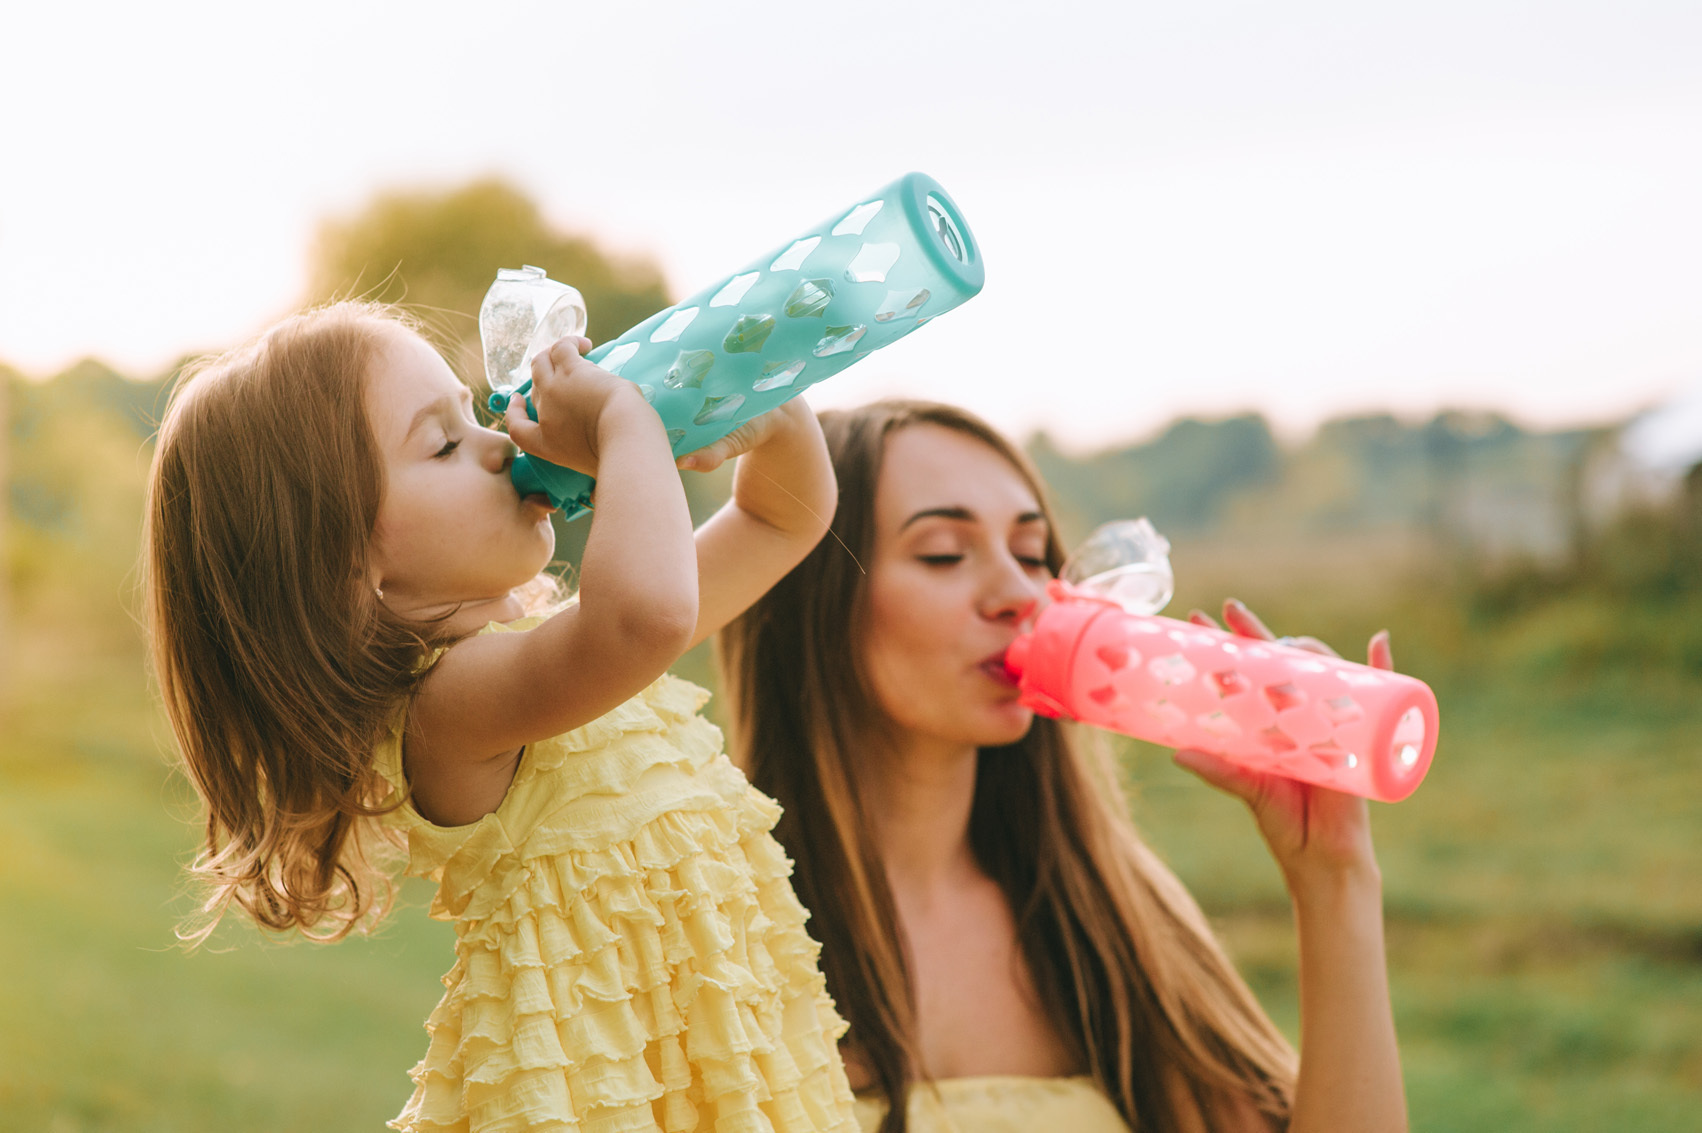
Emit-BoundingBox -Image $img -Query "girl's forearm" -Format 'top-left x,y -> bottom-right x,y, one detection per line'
576,396 -> 698,639
1285,865 -> 1408,1133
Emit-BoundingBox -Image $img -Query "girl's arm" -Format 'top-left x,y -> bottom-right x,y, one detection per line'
674,397 -> 837,649
1176,603 -> 1409,1133
409,339 -> 698,779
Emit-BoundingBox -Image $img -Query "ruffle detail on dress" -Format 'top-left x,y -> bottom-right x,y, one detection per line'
391,805 -> 853,1133
374,631 -> 854,1132
384,676 -> 737,904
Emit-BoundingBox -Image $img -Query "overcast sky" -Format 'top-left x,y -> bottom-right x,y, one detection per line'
4,0 -> 1700,447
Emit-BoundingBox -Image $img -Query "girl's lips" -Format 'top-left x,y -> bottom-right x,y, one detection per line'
522,492 -> 558,515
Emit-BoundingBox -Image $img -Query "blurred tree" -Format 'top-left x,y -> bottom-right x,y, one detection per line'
9,359 -> 171,444
0,365 -> 11,708
6,367 -> 153,672
1027,413 -> 1284,535
305,178 -> 672,387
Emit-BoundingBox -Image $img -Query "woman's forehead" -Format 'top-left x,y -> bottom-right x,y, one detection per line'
875,424 -> 1042,526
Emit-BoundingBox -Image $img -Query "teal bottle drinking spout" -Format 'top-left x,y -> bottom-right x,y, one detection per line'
484,172 -> 985,519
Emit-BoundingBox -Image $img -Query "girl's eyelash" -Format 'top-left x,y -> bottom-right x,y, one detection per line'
434,439 -> 461,458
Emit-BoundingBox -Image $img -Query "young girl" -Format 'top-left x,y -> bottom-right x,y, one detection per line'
145,302 -> 858,1133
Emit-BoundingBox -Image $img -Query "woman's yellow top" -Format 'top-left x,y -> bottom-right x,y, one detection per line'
852,1076 -> 1132,1133
374,618 -> 857,1133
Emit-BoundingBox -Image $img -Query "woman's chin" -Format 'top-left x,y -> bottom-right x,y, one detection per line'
977,704 -> 1036,748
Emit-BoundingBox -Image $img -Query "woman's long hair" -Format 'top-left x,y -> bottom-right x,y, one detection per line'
145,303 -> 448,943
718,400 -> 1298,1133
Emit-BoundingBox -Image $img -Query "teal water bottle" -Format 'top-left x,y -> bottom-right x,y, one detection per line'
485,171 -> 984,518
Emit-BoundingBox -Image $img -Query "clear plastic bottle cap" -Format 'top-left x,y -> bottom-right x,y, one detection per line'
1060,518 -> 1175,616
480,265 -> 587,397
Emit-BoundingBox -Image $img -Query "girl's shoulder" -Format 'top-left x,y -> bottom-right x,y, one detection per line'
370,614 -> 546,818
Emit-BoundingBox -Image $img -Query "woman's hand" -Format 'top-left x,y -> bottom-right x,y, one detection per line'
1172,599 -> 1390,888
682,396 -> 835,650
1182,601 -> 1412,1131
504,336 -> 654,476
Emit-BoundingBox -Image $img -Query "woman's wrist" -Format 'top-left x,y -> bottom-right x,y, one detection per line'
731,408 -> 835,535
1284,854 -> 1383,915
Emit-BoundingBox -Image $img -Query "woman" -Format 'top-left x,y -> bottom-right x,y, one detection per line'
718,400 -> 1407,1133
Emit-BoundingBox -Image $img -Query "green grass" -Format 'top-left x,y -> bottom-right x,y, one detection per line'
0,667 -> 456,1131
4,633 -> 1699,1130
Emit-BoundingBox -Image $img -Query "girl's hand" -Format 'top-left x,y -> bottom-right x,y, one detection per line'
1173,599 -> 1390,888
504,337 -> 653,476
675,397 -> 816,473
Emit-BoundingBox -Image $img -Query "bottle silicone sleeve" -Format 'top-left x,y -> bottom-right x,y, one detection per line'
491,171 -> 984,518
1005,582 -> 1438,802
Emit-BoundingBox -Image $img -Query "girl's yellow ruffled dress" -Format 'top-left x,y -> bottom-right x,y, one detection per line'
375,619 -> 857,1133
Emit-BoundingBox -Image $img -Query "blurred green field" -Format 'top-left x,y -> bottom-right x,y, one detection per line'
1120,682 -> 1702,1132
5,354 -> 1700,1128
3,625 -> 1699,1131
0,656 -> 456,1131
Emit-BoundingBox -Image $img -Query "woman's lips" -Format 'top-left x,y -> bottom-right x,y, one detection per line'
979,652 -> 1018,688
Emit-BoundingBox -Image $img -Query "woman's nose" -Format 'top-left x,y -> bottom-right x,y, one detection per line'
981,558 -> 1043,624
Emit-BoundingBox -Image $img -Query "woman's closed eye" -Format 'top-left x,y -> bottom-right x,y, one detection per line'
915,551 -> 1045,570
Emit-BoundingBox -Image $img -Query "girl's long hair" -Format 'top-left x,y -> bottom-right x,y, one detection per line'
718,400 -> 1298,1133
145,302 -> 446,943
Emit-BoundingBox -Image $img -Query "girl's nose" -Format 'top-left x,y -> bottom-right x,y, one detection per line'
479,426 -> 517,474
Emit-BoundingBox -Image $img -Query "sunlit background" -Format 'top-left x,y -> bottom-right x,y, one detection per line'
3,2 -> 1700,1130
6,0 -> 1702,443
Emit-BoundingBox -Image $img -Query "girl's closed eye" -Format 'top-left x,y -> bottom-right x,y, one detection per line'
917,553 -> 964,566
433,437 -> 461,458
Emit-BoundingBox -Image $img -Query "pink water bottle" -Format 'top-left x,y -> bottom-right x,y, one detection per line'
1003,521 -> 1438,802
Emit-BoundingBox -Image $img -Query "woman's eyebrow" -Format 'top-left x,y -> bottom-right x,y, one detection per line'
899,506 -> 1047,532
899,506 -> 975,532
